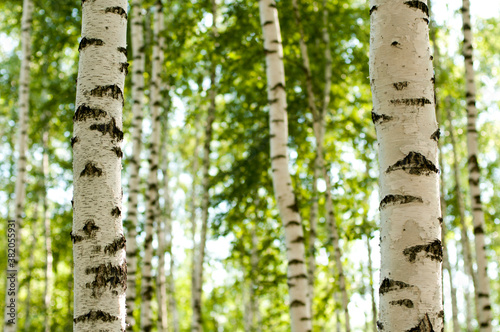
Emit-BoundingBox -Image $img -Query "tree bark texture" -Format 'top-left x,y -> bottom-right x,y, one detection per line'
460,0 -> 492,329
141,2 -> 164,331
125,0 -> 145,328
72,0 -> 128,330
259,1 -> 312,331
370,0 -> 443,330
5,0 -> 33,329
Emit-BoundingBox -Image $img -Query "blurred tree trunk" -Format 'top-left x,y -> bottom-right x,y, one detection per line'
461,0 -> 492,329
42,129 -> 52,332
23,202 -> 38,331
365,235 -> 377,332
71,0 -> 128,330
260,1 -> 312,330
5,0 -> 33,329
370,0 -> 442,330
141,2 -> 165,330
125,0 -> 145,328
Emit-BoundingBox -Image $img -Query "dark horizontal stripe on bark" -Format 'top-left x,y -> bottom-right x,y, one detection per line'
386,151 -> 439,176
406,313 -> 433,332
90,118 -> 124,141
271,82 -> 285,91
393,81 -> 408,90
289,273 -> 308,280
80,162 -> 103,177
473,225 -> 484,235
262,20 -> 273,26
371,111 -> 393,124
111,207 -> 121,217
112,146 -> 123,158
71,136 -> 79,147
74,104 -> 107,121
403,239 -> 443,262
291,236 -> 304,243
290,300 -> 306,307
85,262 -> 127,296
105,6 -> 127,19
379,194 -> 423,210
431,129 -> 440,141
369,5 -> 378,14
390,98 -> 431,106
379,278 -> 412,295
287,200 -> 299,212
78,37 -> 104,52
117,46 -> 127,56
389,299 -> 414,308
74,310 -> 119,324
288,259 -> 304,265
264,49 -> 278,55
404,1 -> 429,16
90,84 -> 124,103
104,235 -> 126,255
285,220 -> 301,227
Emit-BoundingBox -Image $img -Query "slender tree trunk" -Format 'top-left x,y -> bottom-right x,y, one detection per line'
5,0 -> 33,329
125,0 -> 145,328
245,222 -> 260,332
42,129 -> 52,332
370,0 -> 443,330
365,235 -> 377,332
460,1 -> 492,329
141,2 -> 164,330
72,0 -> 128,330
446,105 -> 479,327
259,1 -> 312,330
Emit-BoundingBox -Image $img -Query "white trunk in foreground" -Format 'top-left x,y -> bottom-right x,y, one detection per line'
125,0 -> 145,328
461,0 -> 492,329
259,1 -> 312,331
5,0 -> 32,329
141,2 -> 164,331
370,0 -> 443,330
72,0 -> 128,330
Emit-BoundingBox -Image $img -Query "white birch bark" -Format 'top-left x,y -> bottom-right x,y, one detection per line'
259,1 -> 312,330
24,202 -> 38,331
141,2 -> 164,330
42,129 -> 53,332
125,0 -> 145,328
72,0 -> 128,330
461,1 -> 492,329
370,0 -> 443,330
5,0 -> 33,329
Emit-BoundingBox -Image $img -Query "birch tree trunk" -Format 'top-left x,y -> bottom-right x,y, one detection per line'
24,202 -> 38,331
370,0 -> 443,330
72,0 -> 128,330
461,1 -> 492,329
125,0 -> 145,327
141,2 -> 164,330
291,1 -> 349,328
42,129 -> 53,332
365,235 -> 377,332
259,1 -> 312,330
5,0 -> 33,329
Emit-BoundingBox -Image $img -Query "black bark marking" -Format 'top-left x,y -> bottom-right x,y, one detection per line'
70,231 -> 84,243
404,1 -> 429,16
390,299 -> 414,308
406,313 -> 434,332
290,300 -> 306,307
289,259 -> 304,265
82,219 -> 100,238
473,225 -> 484,235
271,154 -> 286,160
379,278 -> 412,295
431,129 -> 440,142
379,195 -> 423,210
370,5 -> 378,14
74,104 -> 107,121
119,62 -> 129,75
468,155 -> 480,173
478,292 -> 488,298
117,47 -> 127,56
80,162 -> 103,177
74,310 -> 119,324
285,220 -> 301,227
112,146 -> 123,158
271,82 -> 285,91
377,321 -> 384,330
105,6 -> 127,19
393,81 -> 408,90
90,118 -> 124,141
104,235 -> 126,255
90,85 -> 124,103
390,98 -> 431,106
85,262 -> 127,297
391,41 -> 402,48
111,207 -> 121,217
289,274 -> 308,280
291,236 -> 304,243
386,151 -> 439,176
473,194 -> 481,204
371,111 -> 393,124
71,137 -> 79,147
262,20 -> 273,26
403,240 -> 443,262
287,200 -> 299,213
264,49 -> 278,55
78,37 -> 104,52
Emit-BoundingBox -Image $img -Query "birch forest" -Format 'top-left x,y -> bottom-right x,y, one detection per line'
1,0 -> 500,331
